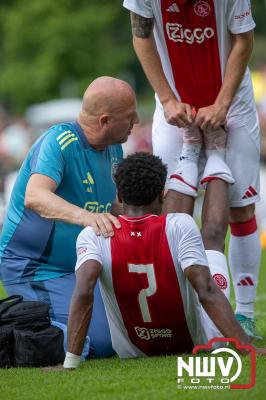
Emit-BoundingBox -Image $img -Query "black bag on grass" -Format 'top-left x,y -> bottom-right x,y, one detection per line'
0,295 -> 65,368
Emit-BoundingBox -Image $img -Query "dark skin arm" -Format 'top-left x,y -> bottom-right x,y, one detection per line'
67,261 -> 102,356
185,265 -> 266,355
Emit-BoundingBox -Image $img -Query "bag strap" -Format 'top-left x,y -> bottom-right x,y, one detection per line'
0,295 -> 23,316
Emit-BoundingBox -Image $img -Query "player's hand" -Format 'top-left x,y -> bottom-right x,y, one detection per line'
196,103 -> 228,130
162,98 -> 194,128
87,212 -> 121,237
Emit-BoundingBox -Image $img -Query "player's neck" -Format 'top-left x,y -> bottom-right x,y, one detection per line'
122,202 -> 161,218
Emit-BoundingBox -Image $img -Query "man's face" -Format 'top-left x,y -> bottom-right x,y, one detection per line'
106,100 -> 139,144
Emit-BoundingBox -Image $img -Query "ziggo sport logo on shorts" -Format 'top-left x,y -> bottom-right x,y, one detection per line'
166,23 -> 215,44
177,338 -> 256,390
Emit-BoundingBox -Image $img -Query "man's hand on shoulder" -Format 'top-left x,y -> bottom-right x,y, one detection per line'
162,98 -> 194,128
196,102 -> 228,130
84,212 -> 121,237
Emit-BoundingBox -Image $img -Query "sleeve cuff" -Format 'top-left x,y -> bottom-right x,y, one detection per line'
75,255 -> 103,272
181,261 -> 208,271
30,171 -> 61,186
229,22 -> 256,34
123,2 -> 154,18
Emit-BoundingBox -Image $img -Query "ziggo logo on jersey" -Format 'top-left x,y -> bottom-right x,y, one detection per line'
166,23 -> 215,44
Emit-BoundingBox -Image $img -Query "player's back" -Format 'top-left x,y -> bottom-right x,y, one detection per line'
77,212 -> 211,357
110,214 -> 195,356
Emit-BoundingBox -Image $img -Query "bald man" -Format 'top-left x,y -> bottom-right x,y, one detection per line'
0,76 -> 139,358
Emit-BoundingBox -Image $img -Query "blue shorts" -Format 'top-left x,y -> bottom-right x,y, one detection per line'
4,273 -> 114,358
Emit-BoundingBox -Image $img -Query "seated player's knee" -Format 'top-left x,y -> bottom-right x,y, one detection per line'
230,204 -> 255,223
201,221 -> 227,251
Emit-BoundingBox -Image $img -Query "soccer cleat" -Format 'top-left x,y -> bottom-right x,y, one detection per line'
235,314 -> 263,341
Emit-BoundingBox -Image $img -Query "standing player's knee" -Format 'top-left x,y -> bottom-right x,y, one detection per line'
230,204 -> 255,223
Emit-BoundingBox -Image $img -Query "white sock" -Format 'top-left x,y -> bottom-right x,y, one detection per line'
197,250 -> 230,341
168,143 -> 201,197
201,149 -> 235,186
229,217 -> 261,319
206,250 -> 230,300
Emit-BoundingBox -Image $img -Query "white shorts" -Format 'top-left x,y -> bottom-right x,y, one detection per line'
152,101 -> 260,208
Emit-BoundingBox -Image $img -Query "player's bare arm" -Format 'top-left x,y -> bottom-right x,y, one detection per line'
130,12 -> 193,127
185,265 -> 251,352
64,261 -> 102,368
196,31 -> 254,130
67,261 -> 101,355
25,174 -> 121,237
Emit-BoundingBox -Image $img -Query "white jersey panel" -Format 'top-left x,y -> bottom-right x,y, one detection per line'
165,213 -> 219,345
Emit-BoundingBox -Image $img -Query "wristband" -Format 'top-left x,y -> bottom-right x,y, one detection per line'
63,352 -> 81,369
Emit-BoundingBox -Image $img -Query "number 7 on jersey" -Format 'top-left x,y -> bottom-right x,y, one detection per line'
128,263 -> 157,323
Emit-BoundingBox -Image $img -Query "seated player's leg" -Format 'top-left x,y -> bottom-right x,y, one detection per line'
168,123 -> 202,200
200,126 -> 235,300
226,112 -> 262,339
201,179 -> 231,300
152,100 -> 195,215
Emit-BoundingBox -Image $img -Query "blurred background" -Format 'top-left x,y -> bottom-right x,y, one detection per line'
0,0 -> 266,240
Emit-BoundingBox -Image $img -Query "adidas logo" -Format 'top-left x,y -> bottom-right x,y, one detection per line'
242,186 -> 258,199
167,2 -> 180,12
237,276 -> 254,286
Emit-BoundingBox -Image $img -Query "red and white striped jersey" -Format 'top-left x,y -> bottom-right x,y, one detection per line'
76,213 -> 212,358
123,0 -> 256,119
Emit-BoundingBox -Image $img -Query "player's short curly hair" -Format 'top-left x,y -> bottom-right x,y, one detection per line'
114,152 -> 167,206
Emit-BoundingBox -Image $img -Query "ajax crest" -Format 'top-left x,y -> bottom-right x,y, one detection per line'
193,1 -> 211,17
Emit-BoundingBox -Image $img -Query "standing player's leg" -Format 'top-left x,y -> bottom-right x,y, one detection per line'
226,113 -> 262,339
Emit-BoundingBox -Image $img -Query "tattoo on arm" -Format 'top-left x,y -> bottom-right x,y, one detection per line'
130,12 -> 154,38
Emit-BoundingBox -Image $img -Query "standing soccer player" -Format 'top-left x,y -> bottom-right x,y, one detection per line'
123,0 -> 261,338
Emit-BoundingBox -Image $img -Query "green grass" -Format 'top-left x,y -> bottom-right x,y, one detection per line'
0,250 -> 266,399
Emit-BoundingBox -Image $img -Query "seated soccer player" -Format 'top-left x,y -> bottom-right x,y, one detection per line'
63,152 -> 261,368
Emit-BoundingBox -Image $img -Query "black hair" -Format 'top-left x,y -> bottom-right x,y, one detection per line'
114,152 -> 167,206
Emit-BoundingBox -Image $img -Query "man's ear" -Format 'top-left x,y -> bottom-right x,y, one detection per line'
99,114 -> 109,129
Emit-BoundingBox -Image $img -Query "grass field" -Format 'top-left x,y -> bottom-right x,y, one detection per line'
0,249 -> 266,400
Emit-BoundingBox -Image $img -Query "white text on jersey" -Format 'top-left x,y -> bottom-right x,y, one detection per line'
166,23 -> 215,44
